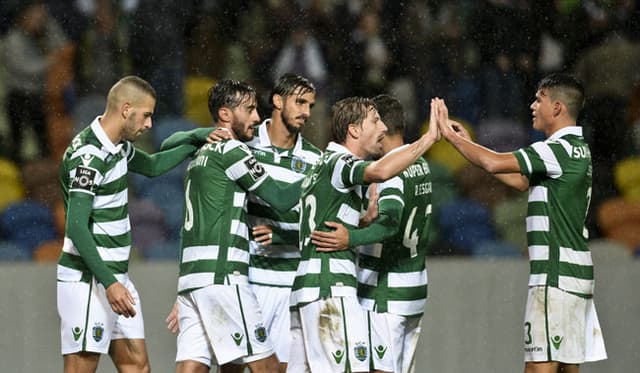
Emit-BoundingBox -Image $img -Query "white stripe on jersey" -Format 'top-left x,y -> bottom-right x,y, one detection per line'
377,176 -> 404,192
93,189 -> 128,209
330,285 -> 357,297
263,163 -> 307,183
559,246 -> 593,267
526,216 -> 549,232
378,194 -> 404,206
230,219 -> 249,240
555,138 -> 573,156
357,268 -> 378,286
518,149 -> 532,174
92,217 -> 130,236
359,243 -> 383,258
329,258 -> 356,275
227,246 -> 250,264
388,269 -> 427,288
528,273 -> 548,286
558,275 -> 593,294
226,155 -> 253,181
290,287 -> 320,306
337,203 -> 360,226
182,245 -> 220,263
296,258 -> 322,274
359,297 -> 375,311
57,264 -> 84,282
528,186 -> 548,202
70,144 -> 108,161
233,192 -> 246,208
249,267 -> 296,286
179,272 -> 217,291
97,245 -> 131,262
387,299 -> 426,316
532,142 -> 562,179
101,158 -> 128,184
528,245 -> 550,261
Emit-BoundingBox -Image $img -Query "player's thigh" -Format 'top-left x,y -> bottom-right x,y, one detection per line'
524,361 -> 561,373
299,297 -> 370,373
191,284 -> 274,365
58,279 -> 117,355
251,284 -> 292,362
63,351 -> 100,373
177,359 -> 210,373
109,338 -> 150,373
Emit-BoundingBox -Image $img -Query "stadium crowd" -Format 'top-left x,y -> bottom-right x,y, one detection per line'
1,0 -> 640,261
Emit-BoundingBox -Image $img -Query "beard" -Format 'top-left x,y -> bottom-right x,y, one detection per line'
281,111 -> 303,135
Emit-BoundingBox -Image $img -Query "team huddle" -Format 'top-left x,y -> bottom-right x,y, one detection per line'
57,73 -> 606,373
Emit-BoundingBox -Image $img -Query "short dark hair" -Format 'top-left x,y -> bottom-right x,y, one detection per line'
270,73 -> 316,107
537,73 -> 585,120
372,94 -> 404,136
122,75 -> 156,98
208,80 -> 256,122
331,97 -> 376,144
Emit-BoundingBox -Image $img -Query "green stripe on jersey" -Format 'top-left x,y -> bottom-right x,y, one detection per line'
357,157 -> 432,317
58,119 -> 134,282
513,127 -> 594,296
245,121 -> 322,287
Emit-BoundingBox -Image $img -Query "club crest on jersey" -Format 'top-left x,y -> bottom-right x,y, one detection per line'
354,342 -> 368,361
92,323 -> 104,342
71,166 -> 97,191
244,157 -> 266,181
291,156 -> 307,173
254,324 -> 267,343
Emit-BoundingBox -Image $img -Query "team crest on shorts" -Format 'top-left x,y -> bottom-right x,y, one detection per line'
354,342 -> 368,361
291,156 -> 307,173
92,323 -> 104,342
254,324 -> 267,343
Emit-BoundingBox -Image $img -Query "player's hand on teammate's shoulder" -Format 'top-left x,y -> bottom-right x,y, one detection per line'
105,282 -> 137,318
207,127 -> 232,143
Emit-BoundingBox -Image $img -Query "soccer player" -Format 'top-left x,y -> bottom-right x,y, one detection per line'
435,74 -> 607,373
310,94 -> 435,373
172,80 -> 303,373
57,76 -> 206,373
288,96 -> 440,372
244,73 -> 322,373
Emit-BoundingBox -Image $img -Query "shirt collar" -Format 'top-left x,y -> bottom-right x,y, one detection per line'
326,141 -> 357,157
90,116 -> 123,154
548,126 -> 582,141
257,118 -> 305,156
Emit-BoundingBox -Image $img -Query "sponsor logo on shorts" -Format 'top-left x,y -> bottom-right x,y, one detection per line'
72,327 -> 83,342
291,156 -> 307,173
524,346 -> 544,353
254,324 -> 267,343
354,342 -> 368,362
92,323 -> 104,342
332,349 -> 344,364
551,335 -> 564,350
231,332 -> 244,346
374,345 -> 388,359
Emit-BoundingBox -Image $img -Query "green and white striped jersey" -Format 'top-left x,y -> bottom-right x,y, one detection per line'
291,142 -> 371,308
178,139 -> 274,293
358,157 -> 432,317
58,117 -> 135,283
513,126 -> 594,297
245,120 -> 322,288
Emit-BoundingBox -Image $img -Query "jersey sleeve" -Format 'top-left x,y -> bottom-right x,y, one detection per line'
331,153 -> 371,190
224,140 -> 269,191
513,140 -> 562,182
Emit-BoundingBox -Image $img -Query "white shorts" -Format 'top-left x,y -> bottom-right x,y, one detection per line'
368,311 -> 422,373
57,276 -> 144,355
289,297 -> 370,373
176,283 -> 274,367
251,284 -> 292,363
523,286 -> 607,364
